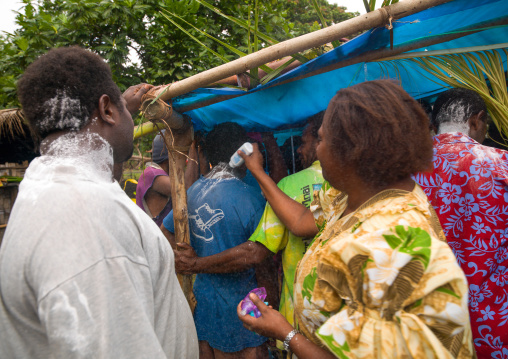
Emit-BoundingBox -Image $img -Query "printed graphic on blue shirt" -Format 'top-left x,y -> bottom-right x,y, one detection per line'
189,203 -> 225,242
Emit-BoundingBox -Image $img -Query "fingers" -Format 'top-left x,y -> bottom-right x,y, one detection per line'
251,142 -> 260,154
123,83 -> 154,114
237,301 -> 256,327
237,300 -> 243,315
176,243 -> 193,251
124,83 -> 151,96
249,293 -> 268,313
137,83 -> 152,96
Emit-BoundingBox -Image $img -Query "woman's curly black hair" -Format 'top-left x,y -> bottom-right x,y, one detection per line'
17,46 -> 123,139
324,80 -> 433,188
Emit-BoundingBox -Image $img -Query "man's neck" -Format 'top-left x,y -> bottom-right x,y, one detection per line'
40,130 -> 114,181
437,122 -> 469,136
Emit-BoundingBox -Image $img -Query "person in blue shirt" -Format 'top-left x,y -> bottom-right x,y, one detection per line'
162,122 -> 268,359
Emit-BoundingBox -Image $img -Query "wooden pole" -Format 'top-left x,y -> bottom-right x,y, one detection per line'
147,0 -> 451,103
266,17 -> 508,90
162,124 -> 195,310
163,16 -> 508,114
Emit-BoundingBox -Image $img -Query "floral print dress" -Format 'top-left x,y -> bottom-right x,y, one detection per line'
293,183 -> 475,358
415,132 -> 508,358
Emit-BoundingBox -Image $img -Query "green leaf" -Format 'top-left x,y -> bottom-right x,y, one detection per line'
315,332 -> 350,359
195,0 -> 308,64
435,286 -> 461,299
260,57 -> 296,84
383,225 -> 432,269
369,0 -> 376,12
301,267 -> 317,300
310,0 -> 328,28
15,37 -> 28,51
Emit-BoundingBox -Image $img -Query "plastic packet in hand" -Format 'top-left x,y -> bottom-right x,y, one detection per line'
240,287 -> 267,318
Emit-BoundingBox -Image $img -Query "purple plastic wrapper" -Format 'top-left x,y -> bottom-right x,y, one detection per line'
240,287 -> 267,318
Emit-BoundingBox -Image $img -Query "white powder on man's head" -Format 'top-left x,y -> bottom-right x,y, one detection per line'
38,90 -> 89,135
436,101 -> 471,135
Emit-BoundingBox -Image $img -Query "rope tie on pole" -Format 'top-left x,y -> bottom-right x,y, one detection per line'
139,85 -> 186,130
379,7 -> 395,50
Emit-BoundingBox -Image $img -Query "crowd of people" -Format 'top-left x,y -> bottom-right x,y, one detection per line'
1,45 -> 508,359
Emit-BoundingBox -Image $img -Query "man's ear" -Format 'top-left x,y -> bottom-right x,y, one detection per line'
468,110 -> 488,143
98,94 -> 115,126
468,110 -> 486,131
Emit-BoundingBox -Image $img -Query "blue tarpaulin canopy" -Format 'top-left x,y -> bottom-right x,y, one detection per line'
171,0 -> 508,132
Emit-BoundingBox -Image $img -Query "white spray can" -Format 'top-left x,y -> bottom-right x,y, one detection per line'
229,142 -> 254,168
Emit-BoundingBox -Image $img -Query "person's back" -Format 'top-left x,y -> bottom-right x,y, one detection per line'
189,176 -> 265,325
136,131 -> 173,226
164,172 -> 267,356
0,47 -> 198,358
415,88 -> 508,358
136,164 -> 172,225
162,122 -> 268,358
0,135 -> 196,358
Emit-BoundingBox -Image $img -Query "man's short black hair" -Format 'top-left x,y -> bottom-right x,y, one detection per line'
17,46 -> 123,139
204,122 -> 248,166
431,88 -> 487,131
305,111 -> 324,139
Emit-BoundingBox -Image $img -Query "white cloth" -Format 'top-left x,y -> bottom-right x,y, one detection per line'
0,133 -> 198,359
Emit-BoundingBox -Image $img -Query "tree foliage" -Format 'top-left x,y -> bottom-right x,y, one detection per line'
0,0 -> 356,111
286,0 -> 357,33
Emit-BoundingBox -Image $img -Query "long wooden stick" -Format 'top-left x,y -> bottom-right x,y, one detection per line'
268,17 -> 508,90
161,17 -> 508,115
152,0 -> 451,102
163,127 -> 195,310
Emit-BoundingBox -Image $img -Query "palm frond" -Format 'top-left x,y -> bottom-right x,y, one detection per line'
194,0 -> 309,64
159,12 -> 229,64
160,9 -> 274,75
0,108 -> 27,140
260,57 -> 297,85
310,0 -> 328,28
406,49 -> 508,142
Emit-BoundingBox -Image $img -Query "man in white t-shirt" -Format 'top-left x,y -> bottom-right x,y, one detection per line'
0,46 -> 198,358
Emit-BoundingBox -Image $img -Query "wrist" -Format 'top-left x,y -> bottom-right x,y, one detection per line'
194,257 -> 204,273
249,166 -> 267,179
282,328 -> 299,351
278,323 -> 296,341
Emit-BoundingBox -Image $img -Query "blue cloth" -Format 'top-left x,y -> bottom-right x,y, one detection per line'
163,176 -> 267,352
242,170 -> 262,195
169,0 -> 508,132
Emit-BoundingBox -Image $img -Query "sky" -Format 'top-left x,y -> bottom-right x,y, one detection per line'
0,0 -> 23,35
0,0 -> 367,35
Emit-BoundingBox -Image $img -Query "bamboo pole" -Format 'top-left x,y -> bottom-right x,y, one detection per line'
133,106 -> 186,140
133,121 -> 164,140
166,17 -> 508,114
269,17 -> 508,89
146,0 -> 451,104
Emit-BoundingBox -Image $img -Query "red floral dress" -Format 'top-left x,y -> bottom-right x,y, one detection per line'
415,132 -> 508,358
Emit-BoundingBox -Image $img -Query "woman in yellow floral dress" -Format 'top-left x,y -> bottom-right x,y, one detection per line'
237,80 -> 474,358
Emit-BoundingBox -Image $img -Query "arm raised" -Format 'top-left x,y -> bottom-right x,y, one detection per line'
239,144 -> 318,238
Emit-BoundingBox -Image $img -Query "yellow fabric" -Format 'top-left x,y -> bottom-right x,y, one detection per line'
294,184 -> 474,358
